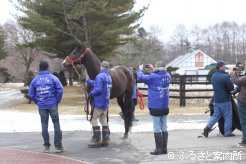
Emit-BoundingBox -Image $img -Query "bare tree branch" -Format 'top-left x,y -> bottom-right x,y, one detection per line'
61,2 -> 82,44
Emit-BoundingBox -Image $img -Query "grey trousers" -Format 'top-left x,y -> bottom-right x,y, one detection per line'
90,109 -> 108,127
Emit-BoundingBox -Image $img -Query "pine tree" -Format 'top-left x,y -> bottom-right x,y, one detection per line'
15,0 -> 146,59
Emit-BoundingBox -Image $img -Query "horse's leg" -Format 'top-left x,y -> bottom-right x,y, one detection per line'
117,95 -> 124,120
117,95 -> 130,138
117,93 -> 133,138
117,95 -> 124,114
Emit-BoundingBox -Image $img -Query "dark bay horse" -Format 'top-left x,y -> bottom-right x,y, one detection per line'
62,44 -> 134,138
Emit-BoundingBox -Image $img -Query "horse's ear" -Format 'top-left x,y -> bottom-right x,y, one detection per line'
77,42 -> 87,49
76,44 -> 83,50
82,42 -> 87,47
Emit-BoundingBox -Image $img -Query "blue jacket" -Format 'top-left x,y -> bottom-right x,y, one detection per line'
132,79 -> 138,99
211,70 -> 234,103
87,69 -> 112,110
28,71 -> 64,110
137,69 -> 171,116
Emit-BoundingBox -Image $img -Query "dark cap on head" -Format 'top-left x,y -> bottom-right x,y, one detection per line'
216,61 -> 225,69
145,64 -> 152,68
39,60 -> 49,70
101,61 -> 110,68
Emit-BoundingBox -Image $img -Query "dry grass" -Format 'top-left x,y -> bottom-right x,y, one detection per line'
9,85 -> 209,115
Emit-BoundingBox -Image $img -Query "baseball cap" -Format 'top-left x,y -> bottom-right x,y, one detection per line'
216,61 -> 225,69
39,60 -> 49,70
100,61 -> 110,68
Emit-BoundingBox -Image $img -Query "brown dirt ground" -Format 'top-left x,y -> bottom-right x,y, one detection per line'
9,85 -> 209,115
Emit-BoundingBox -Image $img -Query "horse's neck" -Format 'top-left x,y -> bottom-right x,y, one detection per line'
83,52 -> 101,80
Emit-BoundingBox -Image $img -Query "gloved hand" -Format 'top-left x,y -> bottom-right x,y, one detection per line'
79,76 -> 86,82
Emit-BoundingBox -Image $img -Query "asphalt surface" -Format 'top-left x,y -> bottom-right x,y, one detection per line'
0,115 -> 245,164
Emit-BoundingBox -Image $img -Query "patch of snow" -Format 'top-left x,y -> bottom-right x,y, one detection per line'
0,88 -> 23,107
0,111 -> 207,133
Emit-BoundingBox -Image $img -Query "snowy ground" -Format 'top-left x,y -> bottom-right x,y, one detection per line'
0,110 -> 209,133
0,87 -> 24,107
0,84 -> 209,133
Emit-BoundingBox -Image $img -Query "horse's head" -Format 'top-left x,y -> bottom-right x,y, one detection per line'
62,44 -> 89,69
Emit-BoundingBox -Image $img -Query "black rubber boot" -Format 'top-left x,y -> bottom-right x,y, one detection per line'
88,126 -> 101,148
203,127 -> 211,138
162,131 -> 168,154
101,126 -> 110,147
150,133 -> 163,155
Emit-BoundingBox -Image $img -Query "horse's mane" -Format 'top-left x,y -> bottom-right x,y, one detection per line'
79,45 -> 101,80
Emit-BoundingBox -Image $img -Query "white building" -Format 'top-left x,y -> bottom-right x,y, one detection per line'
166,50 -> 217,75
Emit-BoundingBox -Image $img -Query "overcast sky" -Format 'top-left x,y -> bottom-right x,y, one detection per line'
135,0 -> 246,41
0,0 -> 16,24
1,0 -> 246,41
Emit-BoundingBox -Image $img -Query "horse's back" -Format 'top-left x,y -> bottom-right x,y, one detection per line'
109,66 -> 134,98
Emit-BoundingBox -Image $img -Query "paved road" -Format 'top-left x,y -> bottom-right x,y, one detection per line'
0,115 -> 245,164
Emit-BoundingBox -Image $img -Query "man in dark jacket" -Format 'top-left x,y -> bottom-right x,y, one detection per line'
204,61 -> 235,137
230,69 -> 246,147
86,61 -> 112,147
137,61 -> 171,155
28,60 -> 64,153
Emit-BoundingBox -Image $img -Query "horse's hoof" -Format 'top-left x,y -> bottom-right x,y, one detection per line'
123,134 -> 128,139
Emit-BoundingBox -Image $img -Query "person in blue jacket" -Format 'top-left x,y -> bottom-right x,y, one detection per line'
28,60 -> 64,153
137,61 -> 171,155
86,61 -> 112,147
204,61 -> 235,137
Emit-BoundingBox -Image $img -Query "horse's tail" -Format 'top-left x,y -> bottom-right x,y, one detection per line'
124,69 -> 135,133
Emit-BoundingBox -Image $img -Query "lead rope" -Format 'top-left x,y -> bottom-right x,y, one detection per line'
84,94 -> 94,121
80,79 -> 95,121
67,54 -> 106,123
72,64 -> 81,78
71,64 -> 96,122
69,62 -> 93,121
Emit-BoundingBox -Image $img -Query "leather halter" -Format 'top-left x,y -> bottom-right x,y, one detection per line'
64,48 -> 89,76
65,48 -> 89,65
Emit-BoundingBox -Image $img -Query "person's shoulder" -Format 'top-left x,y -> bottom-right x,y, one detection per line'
212,71 -> 222,77
47,72 -> 56,77
160,72 -> 170,79
153,70 -> 167,76
30,76 -> 38,83
220,71 -> 230,78
95,72 -> 105,79
100,70 -> 110,75
48,73 -> 60,81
